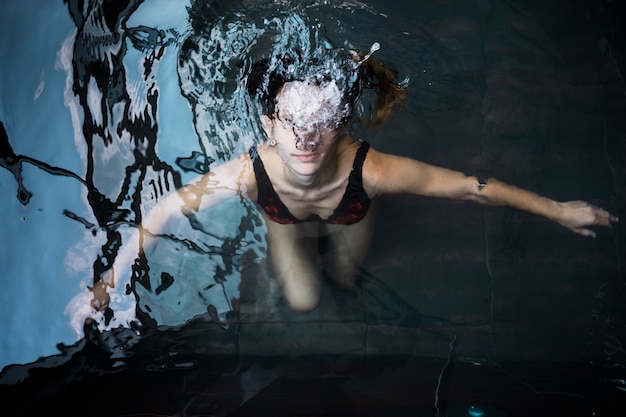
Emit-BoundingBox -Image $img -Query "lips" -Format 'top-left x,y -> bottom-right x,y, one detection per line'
293,153 -> 319,163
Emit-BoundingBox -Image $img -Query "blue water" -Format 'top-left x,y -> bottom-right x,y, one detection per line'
1,1 -> 84,367
1,0 -> 626,415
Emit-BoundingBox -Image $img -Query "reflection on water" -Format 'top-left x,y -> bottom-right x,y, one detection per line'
1,0 -> 625,415
56,0 -> 393,333
2,0 -> 399,347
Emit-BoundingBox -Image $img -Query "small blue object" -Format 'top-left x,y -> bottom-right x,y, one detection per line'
468,406 -> 485,417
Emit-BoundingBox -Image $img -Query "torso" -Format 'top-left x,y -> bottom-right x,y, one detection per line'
249,136 -> 372,223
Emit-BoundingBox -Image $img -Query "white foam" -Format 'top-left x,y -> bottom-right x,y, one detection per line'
276,79 -> 350,131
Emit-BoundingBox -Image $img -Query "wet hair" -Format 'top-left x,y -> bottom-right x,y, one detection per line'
246,50 -> 406,129
356,52 -> 408,127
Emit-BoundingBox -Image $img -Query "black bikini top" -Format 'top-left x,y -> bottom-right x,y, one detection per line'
250,141 -> 371,225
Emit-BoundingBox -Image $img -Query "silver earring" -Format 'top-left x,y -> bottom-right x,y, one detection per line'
268,138 -> 277,147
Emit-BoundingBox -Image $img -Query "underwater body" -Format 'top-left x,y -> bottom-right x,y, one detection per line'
1,0 -> 625,415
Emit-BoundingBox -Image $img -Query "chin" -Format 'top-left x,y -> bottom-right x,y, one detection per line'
291,163 -> 321,177
287,153 -> 324,172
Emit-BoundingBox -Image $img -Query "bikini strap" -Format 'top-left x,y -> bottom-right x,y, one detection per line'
347,141 -> 370,191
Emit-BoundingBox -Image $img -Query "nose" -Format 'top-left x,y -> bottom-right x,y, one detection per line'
295,132 -> 322,152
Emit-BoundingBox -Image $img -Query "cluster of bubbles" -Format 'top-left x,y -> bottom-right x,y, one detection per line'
179,1 -> 382,163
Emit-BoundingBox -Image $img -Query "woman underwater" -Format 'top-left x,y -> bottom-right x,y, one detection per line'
103,48 -> 618,315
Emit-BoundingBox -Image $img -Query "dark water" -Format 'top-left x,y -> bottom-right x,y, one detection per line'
2,0 -> 626,415
1,322 -> 625,416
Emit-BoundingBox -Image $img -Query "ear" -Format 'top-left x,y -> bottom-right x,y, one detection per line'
260,115 -> 273,133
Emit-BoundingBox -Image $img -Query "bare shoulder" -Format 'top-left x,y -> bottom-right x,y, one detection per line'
214,151 -> 255,183
362,145 -> 413,197
185,150 -> 258,204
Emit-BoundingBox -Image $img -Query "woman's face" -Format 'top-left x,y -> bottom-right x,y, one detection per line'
263,80 -> 347,177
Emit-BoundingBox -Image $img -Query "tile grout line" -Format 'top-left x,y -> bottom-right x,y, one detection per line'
479,34 -> 499,363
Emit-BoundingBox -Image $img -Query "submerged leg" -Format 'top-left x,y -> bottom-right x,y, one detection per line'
319,210 -> 376,290
264,220 -> 323,313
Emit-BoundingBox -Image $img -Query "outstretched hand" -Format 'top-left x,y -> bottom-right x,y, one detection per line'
556,200 -> 618,238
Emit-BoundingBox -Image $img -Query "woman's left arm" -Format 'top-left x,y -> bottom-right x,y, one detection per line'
365,149 -> 618,237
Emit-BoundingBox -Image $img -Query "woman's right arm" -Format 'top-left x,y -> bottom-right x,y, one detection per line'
91,153 -> 256,311
140,152 -> 256,237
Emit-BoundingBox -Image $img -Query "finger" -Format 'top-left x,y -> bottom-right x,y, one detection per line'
595,214 -> 611,227
594,208 -> 617,227
602,211 -> 618,227
577,228 -> 596,238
